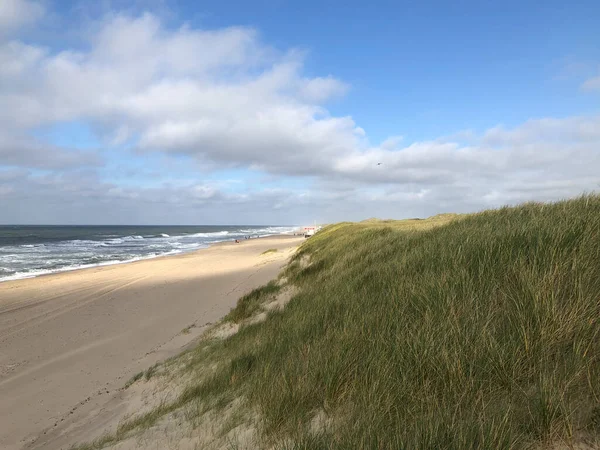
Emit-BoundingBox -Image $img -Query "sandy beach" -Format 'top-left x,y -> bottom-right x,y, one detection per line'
0,235 -> 304,450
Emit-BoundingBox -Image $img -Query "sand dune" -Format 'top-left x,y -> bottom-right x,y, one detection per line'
0,235 -> 303,450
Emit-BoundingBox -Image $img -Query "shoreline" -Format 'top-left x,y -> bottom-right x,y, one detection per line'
0,233 -> 298,285
0,234 -> 304,450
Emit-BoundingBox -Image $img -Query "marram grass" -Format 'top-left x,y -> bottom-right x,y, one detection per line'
77,195 -> 600,449
227,196 -> 600,448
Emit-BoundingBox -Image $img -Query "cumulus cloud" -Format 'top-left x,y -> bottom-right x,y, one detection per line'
0,12 -> 358,177
0,0 -> 44,35
297,76 -> 349,102
0,5 -> 599,223
330,115 -> 600,212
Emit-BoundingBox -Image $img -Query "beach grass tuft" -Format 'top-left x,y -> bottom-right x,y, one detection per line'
224,281 -> 281,323
181,323 -> 195,335
123,371 -> 144,389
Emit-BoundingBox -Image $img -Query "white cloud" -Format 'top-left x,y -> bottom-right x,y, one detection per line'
0,6 -> 599,223
582,75 -> 600,92
0,12 -> 358,176
0,0 -> 44,35
0,40 -> 46,76
0,131 -> 102,169
298,76 -> 349,102
380,136 -> 403,150
333,116 -> 600,197
482,116 -> 600,145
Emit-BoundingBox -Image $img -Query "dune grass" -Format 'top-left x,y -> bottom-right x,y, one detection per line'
76,195 -> 600,449
123,371 -> 143,389
224,281 -> 281,323
215,195 -> 600,448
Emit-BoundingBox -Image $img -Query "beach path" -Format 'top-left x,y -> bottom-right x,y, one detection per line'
0,235 -> 303,450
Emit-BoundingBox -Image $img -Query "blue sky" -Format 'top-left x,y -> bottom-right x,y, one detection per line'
53,0 -> 600,140
188,0 -> 600,135
0,0 -> 599,224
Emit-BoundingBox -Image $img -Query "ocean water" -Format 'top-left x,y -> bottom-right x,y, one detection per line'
0,225 -> 297,282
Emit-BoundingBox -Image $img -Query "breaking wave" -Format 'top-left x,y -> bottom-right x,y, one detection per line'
0,225 -> 297,282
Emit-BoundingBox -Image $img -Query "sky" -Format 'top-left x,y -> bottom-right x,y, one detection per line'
0,0 -> 599,225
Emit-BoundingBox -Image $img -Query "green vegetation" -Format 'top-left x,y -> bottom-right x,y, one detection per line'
181,323 -> 195,335
224,281 -> 281,323
144,363 -> 159,381
77,195 -> 600,449
261,248 -> 278,255
123,371 -> 143,389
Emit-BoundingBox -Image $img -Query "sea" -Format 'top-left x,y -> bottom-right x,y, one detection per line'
0,225 -> 297,282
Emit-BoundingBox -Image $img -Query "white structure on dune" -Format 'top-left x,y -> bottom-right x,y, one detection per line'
303,224 -> 322,238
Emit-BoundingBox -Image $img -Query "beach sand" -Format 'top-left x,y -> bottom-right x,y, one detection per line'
0,235 -> 304,450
